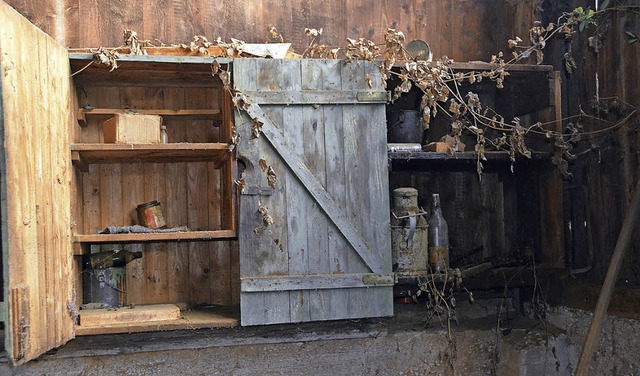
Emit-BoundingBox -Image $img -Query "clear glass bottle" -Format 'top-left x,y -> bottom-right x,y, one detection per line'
160,125 -> 168,144
428,193 -> 449,272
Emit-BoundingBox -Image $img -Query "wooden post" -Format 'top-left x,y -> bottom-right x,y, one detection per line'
575,179 -> 640,375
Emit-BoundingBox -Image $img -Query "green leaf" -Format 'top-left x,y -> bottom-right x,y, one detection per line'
600,0 -> 610,10
587,9 -> 595,18
576,6 -> 584,13
579,21 -> 586,32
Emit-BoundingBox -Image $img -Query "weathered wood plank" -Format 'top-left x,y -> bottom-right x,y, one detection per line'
301,60 -> 332,321
321,60 -> 352,321
164,87 -> 190,304
281,59 -> 311,322
340,61 -> 373,275
481,174 -> 507,262
75,306 -> 238,335
220,88 -> 236,232
143,161 -> 169,305
79,108 -> 221,117
71,143 -> 230,167
120,161 -> 145,304
73,230 -> 236,247
79,304 -> 180,327
236,59 -> 291,325
49,35 -> 75,345
207,86 -> 230,304
350,61 -> 393,318
36,31 -> 53,349
241,274 -> 395,292
254,59 -> 295,320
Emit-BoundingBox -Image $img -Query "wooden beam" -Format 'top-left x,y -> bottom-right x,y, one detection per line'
69,52 -> 233,65
243,90 -> 388,105
241,274 -> 395,292
243,102 -> 386,274
79,108 -> 221,117
394,61 -> 554,73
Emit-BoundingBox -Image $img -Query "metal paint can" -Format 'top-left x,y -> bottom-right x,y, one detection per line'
136,200 -> 167,229
386,110 -> 423,143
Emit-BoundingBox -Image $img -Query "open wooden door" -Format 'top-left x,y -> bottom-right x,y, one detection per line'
0,2 -> 75,364
234,58 -> 393,325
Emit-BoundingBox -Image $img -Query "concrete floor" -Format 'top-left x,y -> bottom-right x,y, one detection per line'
1,304 -> 639,375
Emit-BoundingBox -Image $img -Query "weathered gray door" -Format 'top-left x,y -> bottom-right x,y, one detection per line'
233,58 -> 393,325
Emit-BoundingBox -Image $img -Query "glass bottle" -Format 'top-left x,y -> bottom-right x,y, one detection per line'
83,249 -> 143,270
160,125 -> 168,144
428,193 -> 449,272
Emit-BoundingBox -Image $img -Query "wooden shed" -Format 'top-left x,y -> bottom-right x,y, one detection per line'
1,0 -> 639,373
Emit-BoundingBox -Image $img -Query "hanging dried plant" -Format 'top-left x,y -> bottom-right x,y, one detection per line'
268,25 -> 284,43
90,47 -> 120,71
345,37 -> 380,62
122,29 -> 154,55
234,178 -> 247,192
257,201 -> 274,226
259,159 -> 268,172
267,166 -> 277,189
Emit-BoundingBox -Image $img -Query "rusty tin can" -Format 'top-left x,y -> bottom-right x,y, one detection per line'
136,200 -> 167,229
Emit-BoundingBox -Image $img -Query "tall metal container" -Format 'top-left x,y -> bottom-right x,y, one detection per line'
82,266 -> 127,308
391,188 -> 428,274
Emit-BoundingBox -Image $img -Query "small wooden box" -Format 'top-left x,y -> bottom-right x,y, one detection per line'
103,113 -> 162,144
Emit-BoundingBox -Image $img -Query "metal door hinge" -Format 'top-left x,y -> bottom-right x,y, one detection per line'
241,186 -> 274,196
357,91 -> 389,102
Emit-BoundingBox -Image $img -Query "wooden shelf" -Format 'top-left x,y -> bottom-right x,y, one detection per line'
390,150 -> 550,161
71,143 -> 232,171
393,60 -> 554,73
73,230 -> 237,254
389,150 -> 552,171
74,229 -> 236,243
79,107 -> 220,118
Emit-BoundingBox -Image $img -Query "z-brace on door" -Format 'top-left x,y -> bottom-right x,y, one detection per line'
0,3 -> 75,365
233,58 -> 393,326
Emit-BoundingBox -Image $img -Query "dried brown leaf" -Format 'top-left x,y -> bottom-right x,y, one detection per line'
267,166 -> 277,189
251,118 -> 264,139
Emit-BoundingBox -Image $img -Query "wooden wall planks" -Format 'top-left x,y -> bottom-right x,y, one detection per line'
541,1 -> 640,283
72,82 -> 238,307
7,0 -> 536,62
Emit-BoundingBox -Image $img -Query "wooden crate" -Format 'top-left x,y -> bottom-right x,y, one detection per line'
103,113 -> 162,144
